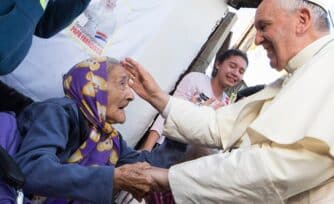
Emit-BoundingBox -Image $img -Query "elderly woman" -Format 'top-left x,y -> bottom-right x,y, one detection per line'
14,57 -> 166,203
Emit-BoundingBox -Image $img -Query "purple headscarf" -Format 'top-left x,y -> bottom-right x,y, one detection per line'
64,56 -> 121,166
41,57 -> 121,204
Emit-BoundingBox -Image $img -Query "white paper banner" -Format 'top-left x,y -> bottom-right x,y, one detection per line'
2,0 -> 229,146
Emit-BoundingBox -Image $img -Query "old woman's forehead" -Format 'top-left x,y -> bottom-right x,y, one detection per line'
108,64 -> 130,80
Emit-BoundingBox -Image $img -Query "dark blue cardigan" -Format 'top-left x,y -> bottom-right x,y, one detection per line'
15,97 -> 172,203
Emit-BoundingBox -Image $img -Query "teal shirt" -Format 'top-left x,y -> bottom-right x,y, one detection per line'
0,0 -> 90,75
0,0 -> 43,75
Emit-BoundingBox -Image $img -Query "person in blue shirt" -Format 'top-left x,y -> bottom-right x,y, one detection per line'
0,0 -> 91,75
0,0 -> 91,117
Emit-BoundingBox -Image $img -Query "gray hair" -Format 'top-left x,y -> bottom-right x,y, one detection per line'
277,0 -> 330,31
106,57 -> 121,73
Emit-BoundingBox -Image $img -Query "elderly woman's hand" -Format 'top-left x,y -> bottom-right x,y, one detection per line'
121,58 -> 170,113
113,162 -> 156,201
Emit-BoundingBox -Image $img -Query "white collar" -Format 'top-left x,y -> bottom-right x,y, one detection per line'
285,34 -> 334,74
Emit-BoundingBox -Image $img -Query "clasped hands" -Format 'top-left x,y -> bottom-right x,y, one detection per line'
114,162 -> 169,201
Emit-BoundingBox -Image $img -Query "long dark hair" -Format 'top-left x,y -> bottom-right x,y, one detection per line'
211,49 -> 248,77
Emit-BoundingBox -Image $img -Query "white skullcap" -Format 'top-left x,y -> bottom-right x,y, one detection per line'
305,0 -> 327,11
305,0 -> 334,26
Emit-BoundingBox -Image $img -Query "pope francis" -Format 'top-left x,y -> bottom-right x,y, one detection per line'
122,0 -> 334,203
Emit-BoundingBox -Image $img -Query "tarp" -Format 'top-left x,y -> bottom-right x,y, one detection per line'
1,0 -> 229,147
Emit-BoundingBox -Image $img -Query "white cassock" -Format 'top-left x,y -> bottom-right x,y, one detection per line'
162,34 -> 334,204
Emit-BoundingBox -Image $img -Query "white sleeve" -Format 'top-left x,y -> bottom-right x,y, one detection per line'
169,143 -> 334,204
151,73 -> 199,136
162,97 -> 245,148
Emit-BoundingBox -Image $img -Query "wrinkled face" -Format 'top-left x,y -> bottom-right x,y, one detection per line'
106,64 -> 134,124
254,0 -> 298,70
215,55 -> 247,87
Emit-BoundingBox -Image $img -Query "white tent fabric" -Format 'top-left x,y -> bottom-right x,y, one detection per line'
1,0 -> 229,147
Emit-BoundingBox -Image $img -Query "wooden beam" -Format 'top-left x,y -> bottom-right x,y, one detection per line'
188,12 -> 237,73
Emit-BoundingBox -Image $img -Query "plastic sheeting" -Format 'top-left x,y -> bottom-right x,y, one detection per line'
1,0 -> 229,147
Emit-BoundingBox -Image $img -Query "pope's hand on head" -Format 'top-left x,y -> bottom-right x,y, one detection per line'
121,58 -> 170,113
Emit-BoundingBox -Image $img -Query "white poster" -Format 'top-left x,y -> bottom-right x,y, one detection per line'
2,0 -> 229,146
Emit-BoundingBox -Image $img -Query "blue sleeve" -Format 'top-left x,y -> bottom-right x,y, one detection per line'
34,0 -> 91,38
15,102 -> 114,203
0,181 -> 15,204
0,0 -> 43,75
116,137 -> 182,168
